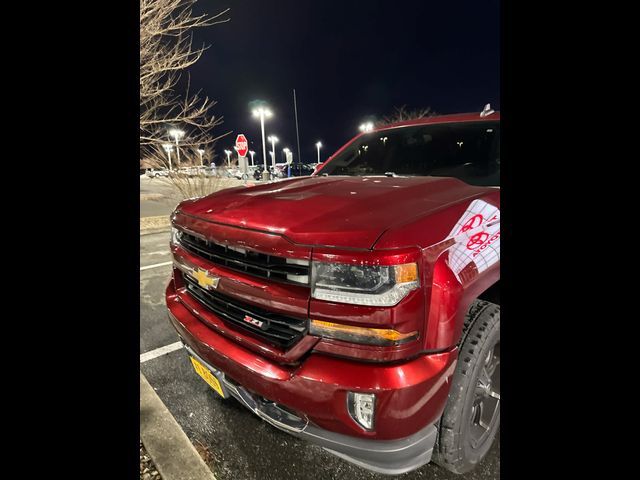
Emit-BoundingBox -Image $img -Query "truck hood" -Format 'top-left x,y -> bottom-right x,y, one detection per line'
177,176 -> 487,250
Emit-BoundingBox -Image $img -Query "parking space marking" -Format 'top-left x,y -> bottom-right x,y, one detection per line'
140,261 -> 173,271
140,341 -> 183,363
144,251 -> 171,256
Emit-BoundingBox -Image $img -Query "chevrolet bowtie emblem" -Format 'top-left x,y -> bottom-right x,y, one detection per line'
192,268 -> 220,290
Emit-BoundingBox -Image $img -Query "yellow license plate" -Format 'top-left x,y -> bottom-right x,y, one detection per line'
189,356 -> 225,398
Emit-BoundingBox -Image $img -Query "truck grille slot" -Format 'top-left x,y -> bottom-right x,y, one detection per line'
177,231 -> 310,285
181,272 -> 308,349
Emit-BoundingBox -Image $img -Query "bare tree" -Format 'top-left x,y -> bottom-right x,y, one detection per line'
140,0 -> 239,200
158,173 -> 241,201
376,105 -> 436,127
140,0 -> 230,149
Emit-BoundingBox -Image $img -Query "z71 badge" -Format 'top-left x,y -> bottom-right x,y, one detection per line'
243,315 -> 267,330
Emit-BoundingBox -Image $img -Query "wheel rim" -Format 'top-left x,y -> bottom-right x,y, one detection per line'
469,341 -> 500,448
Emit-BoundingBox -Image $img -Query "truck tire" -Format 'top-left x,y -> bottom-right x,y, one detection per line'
432,300 -> 500,474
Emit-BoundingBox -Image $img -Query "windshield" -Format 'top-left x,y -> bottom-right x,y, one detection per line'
321,121 -> 500,187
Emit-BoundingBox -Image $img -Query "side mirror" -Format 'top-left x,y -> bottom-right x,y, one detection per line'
312,162 -> 324,176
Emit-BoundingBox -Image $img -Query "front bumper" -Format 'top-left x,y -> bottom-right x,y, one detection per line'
183,342 -> 437,475
167,280 -> 457,475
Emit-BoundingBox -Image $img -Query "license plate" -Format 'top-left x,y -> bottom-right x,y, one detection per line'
189,356 -> 225,398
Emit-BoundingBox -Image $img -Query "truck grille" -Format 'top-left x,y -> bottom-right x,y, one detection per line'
181,272 -> 308,349
177,231 -> 310,285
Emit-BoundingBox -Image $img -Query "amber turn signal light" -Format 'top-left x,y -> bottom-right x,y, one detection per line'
310,320 -> 418,346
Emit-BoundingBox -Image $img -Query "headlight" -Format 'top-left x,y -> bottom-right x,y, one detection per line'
171,226 -> 181,246
311,261 -> 419,306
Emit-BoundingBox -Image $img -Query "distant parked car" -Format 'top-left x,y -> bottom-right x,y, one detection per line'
273,163 -> 291,178
250,164 -> 290,180
252,165 -> 265,180
146,168 -> 169,178
290,163 -> 316,177
175,167 -> 200,177
202,165 -> 219,177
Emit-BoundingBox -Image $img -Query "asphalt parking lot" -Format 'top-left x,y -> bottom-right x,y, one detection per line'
140,224 -> 499,480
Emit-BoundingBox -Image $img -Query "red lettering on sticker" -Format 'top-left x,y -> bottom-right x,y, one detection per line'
459,214 -> 484,234
467,232 -> 489,250
472,231 -> 501,258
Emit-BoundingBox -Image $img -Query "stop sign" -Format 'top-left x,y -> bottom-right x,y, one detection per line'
235,134 -> 249,158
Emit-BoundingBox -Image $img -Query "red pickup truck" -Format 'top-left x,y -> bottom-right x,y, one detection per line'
166,110 -> 500,475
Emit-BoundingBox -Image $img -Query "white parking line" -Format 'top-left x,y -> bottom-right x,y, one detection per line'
140,261 -> 173,271
144,250 -> 171,256
140,341 -> 183,363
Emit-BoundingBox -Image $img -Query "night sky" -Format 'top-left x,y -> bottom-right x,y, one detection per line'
189,0 -> 500,164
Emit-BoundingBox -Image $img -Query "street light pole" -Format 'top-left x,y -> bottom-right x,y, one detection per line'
268,136 -> 278,172
169,128 -> 185,167
249,150 -> 255,166
282,148 -> 291,178
197,148 -> 205,167
315,141 -> 322,164
224,149 -> 232,167
252,106 -> 273,181
163,144 -> 173,171
283,148 -> 292,177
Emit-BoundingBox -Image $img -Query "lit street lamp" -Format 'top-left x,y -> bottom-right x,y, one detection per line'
315,141 -> 322,164
163,144 -> 173,171
283,148 -> 292,177
224,149 -> 232,167
197,148 -> 205,166
169,128 -> 185,167
268,135 -> 278,171
252,106 -> 273,181
249,150 -> 256,166
359,122 -> 374,133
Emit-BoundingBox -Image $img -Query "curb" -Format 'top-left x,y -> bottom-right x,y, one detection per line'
140,372 -> 217,480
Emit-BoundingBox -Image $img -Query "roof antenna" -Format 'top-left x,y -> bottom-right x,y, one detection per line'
480,103 -> 495,117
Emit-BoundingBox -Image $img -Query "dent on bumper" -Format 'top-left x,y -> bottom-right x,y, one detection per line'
184,342 -> 437,475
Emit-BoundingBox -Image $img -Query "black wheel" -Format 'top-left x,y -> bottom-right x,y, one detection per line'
432,300 -> 500,474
